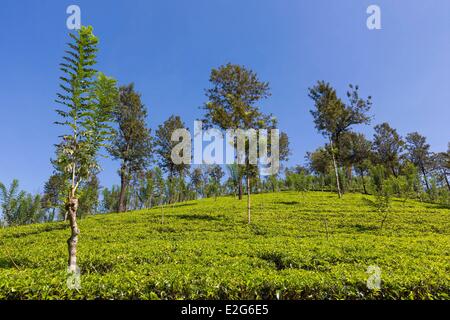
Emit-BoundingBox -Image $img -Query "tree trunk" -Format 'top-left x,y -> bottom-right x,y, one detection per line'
420,165 -> 430,192
118,165 -> 128,212
361,172 -> 368,194
247,176 -> 251,224
238,178 -> 243,200
391,165 -> 398,178
329,140 -> 342,198
66,195 -> 79,272
443,169 -> 450,191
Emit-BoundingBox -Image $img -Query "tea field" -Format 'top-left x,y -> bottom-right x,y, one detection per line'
0,191 -> 449,299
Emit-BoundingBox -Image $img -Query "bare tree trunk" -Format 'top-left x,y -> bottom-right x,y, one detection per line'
118,165 -> 128,212
329,139 -> 342,198
391,166 -> 398,178
66,195 -> 79,272
361,173 -> 368,194
247,176 -> 251,224
443,170 -> 450,191
420,165 -> 430,192
238,178 -> 243,200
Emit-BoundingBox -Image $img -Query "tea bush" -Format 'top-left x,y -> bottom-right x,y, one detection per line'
0,192 -> 448,299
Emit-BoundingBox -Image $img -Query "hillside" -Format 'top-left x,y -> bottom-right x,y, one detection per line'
0,191 -> 449,299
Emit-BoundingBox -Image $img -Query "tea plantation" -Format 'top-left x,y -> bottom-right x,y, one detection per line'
0,192 -> 449,299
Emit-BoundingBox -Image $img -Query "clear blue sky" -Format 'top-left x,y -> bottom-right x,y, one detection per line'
0,0 -> 449,193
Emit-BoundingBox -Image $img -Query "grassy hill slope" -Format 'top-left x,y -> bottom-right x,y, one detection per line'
0,191 -> 449,299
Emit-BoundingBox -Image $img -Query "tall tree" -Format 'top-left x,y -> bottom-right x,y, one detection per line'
202,63 -> 274,201
405,132 -> 431,191
308,82 -> 372,198
154,115 -> 188,203
54,26 -> 117,272
108,84 -> 152,212
154,115 -> 188,178
372,122 -> 404,178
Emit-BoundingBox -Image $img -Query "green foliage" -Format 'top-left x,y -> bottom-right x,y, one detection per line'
54,26 -> 117,196
0,192 -> 448,299
154,115 -> 188,178
100,186 -> 120,213
308,82 -> 372,144
0,180 -> 44,226
372,123 -> 404,178
77,175 -> 100,217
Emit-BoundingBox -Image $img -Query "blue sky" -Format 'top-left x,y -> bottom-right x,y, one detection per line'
0,0 -> 449,193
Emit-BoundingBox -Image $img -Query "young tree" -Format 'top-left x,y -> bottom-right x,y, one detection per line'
54,26 -> 118,272
108,84 -> 152,212
405,132 -> 431,191
372,122 -> 404,178
308,82 -> 372,198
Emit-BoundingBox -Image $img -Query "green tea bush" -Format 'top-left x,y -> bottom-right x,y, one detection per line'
0,192 -> 449,300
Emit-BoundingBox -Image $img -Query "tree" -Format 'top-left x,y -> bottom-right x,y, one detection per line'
136,170 -> 155,209
0,179 -> 23,226
77,175 -> 100,217
202,63 -> 274,202
405,132 -> 431,191
155,115 -> 188,178
41,174 -> 65,222
54,26 -> 117,272
430,145 -> 450,191
152,167 -> 166,205
372,122 -> 404,178
189,167 -> 205,199
338,132 -> 372,194
308,81 -> 372,198
306,147 -> 332,176
154,115 -> 189,203
226,164 -> 243,198
100,186 -> 120,213
206,165 -> 224,200
0,180 -> 44,226
108,84 -> 152,212
202,63 -> 284,223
